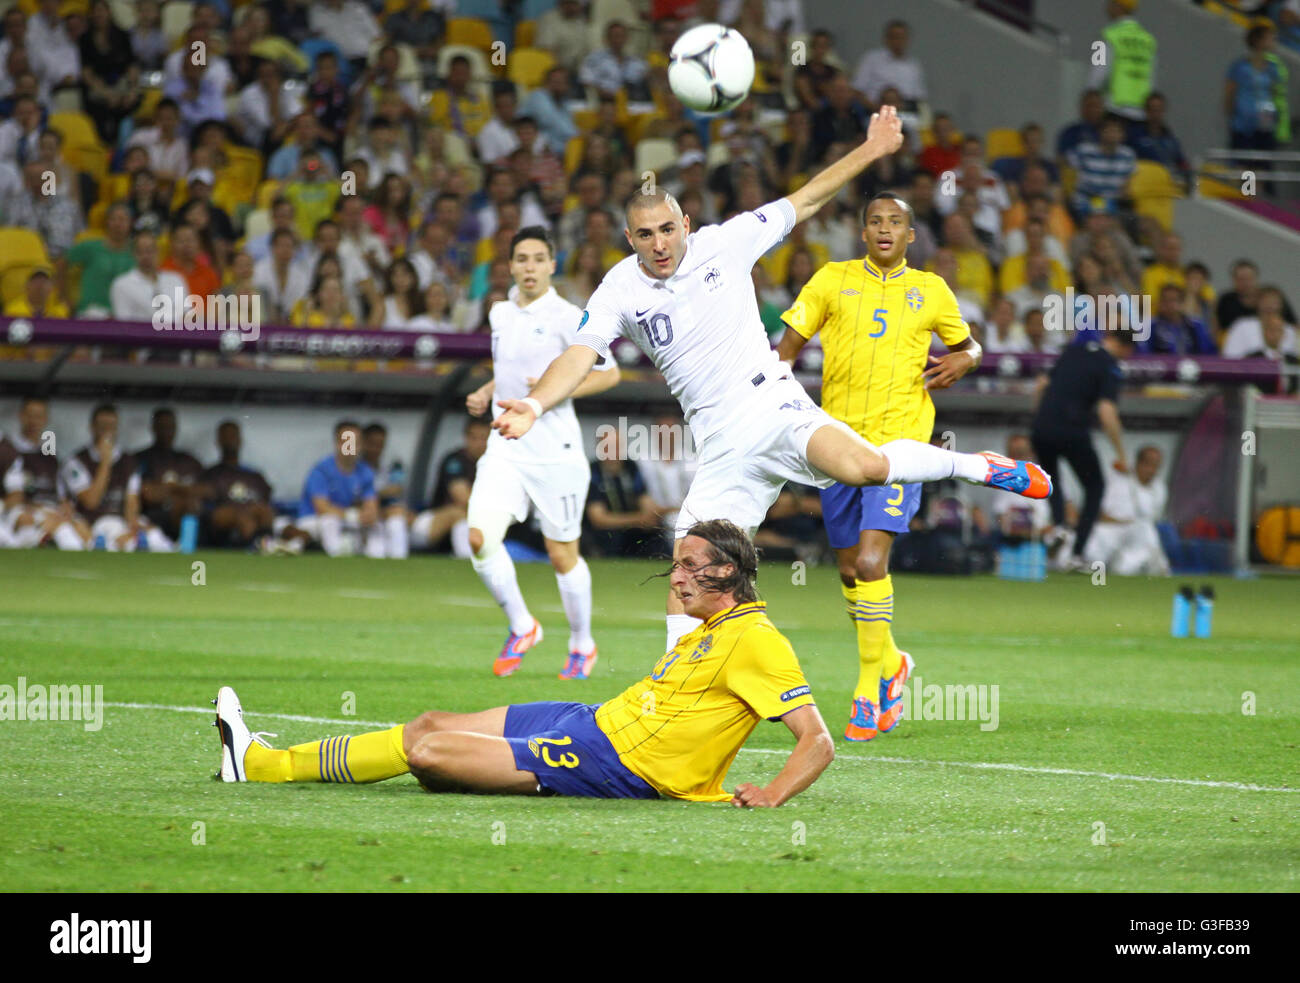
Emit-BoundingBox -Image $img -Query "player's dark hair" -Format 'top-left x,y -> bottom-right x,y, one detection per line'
511,225 -> 554,257
863,191 -> 914,228
683,519 -> 760,604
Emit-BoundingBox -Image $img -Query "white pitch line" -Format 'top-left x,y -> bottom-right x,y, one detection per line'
106,701 -> 1297,794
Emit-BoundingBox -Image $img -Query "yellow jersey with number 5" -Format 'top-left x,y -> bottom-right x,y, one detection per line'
781,260 -> 970,444
594,602 -> 815,802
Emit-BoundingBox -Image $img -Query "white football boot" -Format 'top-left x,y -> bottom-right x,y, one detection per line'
212,686 -> 276,782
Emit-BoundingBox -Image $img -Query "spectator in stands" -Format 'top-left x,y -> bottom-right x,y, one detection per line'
164,56 -> 227,136
110,232 -> 186,324
1085,445 -> 1170,576
1140,230 -> 1188,301
915,112 -> 961,179
244,5 -> 308,76
6,159 -> 82,259
1004,196 -> 1069,264
1223,286 -> 1298,359
384,0 -> 444,67
296,420 -> 383,557
296,271 -> 357,329
991,433 -> 1052,547
1140,284 -> 1217,355
2,395 -> 89,551
637,413 -> 698,552
983,296 -> 1027,354
934,137 -> 1010,246
905,168 -> 944,243
408,220 -> 457,290
850,18 -> 926,107
79,0 -> 140,146
1002,165 -> 1074,242
412,414 -> 489,556
429,55 -> 490,140
1056,88 -> 1105,167
536,0 -> 593,74
333,193 -> 387,280
126,98 -> 189,187
1022,308 -> 1057,354
62,404 -> 173,552
1216,259 -> 1296,336
1066,114 -> 1137,221
1000,217 -> 1069,296
560,241 -> 604,307
379,257 -> 426,329
123,169 -> 167,237
4,266 -> 66,319
254,228 -> 312,323
358,421 -> 411,559
355,44 -> 420,125
1031,329 -> 1134,572
1089,0 -> 1156,121
302,51 -> 349,165
354,118 -> 411,191
586,427 -> 662,558
1225,23 -> 1289,155
1127,91 -> 1188,182
57,202 -> 130,317
928,246 -> 985,329
27,0 -> 80,93
363,173 -> 414,256
136,408 -> 204,544
130,0 -> 166,71
1005,253 -> 1062,333
200,420 -> 275,549
793,29 -> 841,109
522,67 -> 579,153
162,223 -> 221,305
218,251 -> 265,315
582,21 -> 655,100
406,281 -> 456,332
475,167 -> 548,243
991,122 -> 1059,188
0,94 -> 44,168
271,0 -> 312,47
267,113 -> 340,182
477,86 -> 522,166
938,213 -> 993,308
509,120 -> 566,218
246,197 -> 300,263
283,151 -> 341,242
1070,206 -> 1141,290
309,0 -> 381,76
811,74 -> 869,162
0,7 -> 25,98
235,59 -> 300,153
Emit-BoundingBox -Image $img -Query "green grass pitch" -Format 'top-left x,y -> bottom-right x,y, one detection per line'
1,549 -> 1296,892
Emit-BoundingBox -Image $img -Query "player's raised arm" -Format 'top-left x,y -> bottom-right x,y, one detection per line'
732,704 -> 835,808
493,344 -> 599,439
784,105 -> 904,225
776,327 -> 810,368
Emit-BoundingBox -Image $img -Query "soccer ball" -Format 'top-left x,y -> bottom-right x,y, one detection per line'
668,24 -> 755,115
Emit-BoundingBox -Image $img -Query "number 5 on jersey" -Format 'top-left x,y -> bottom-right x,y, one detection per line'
870,308 -> 888,338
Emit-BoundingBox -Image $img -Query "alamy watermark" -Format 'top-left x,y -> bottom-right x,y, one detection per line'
900,675 -> 1000,731
0,676 -> 103,731
1043,288 -> 1151,343
595,418 -> 698,462
152,288 -> 262,342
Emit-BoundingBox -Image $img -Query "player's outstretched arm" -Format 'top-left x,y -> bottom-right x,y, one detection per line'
568,361 -> 622,399
493,344 -> 599,439
775,326 -> 810,368
783,105 -> 904,225
923,337 -> 983,391
732,704 -> 834,808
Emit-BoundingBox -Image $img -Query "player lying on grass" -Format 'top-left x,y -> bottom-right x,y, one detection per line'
492,105 -> 1052,655
213,518 -> 834,806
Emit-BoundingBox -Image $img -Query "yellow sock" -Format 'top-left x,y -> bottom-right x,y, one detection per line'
840,580 -> 858,622
245,725 -> 409,783
853,576 -> 901,701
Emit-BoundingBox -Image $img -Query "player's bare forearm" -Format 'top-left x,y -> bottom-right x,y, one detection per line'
733,705 -> 833,808
775,326 -> 809,367
570,363 -> 621,399
466,378 -> 494,416
494,344 -> 598,439
922,338 -> 982,390
784,106 -> 903,224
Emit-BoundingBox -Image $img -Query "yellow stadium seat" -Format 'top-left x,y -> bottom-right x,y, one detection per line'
0,227 -> 52,274
572,108 -> 599,133
222,143 -> 265,195
255,179 -> 282,210
985,127 -> 1024,161
446,16 -> 494,54
508,47 -> 555,89
1128,160 -> 1184,231
1197,164 -> 1247,201
161,0 -> 195,45
635,138 -> 677,176
2,265 -> 41,306
87,200 -> 109,231
564,136 -> 584,174
98,173 -> 131,205
135,87 -> 164,121
49,111 -> 100,151
515,20 -> 536,49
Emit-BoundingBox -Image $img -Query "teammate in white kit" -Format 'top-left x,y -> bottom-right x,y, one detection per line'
464,227 -> 622,678
495,107 -> 1052,650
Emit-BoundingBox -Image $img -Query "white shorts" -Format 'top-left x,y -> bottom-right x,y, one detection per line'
675,376 -> 836,540
468,449 -> 590,542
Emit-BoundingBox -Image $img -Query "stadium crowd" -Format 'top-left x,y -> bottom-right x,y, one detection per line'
0,0 -> 1296,569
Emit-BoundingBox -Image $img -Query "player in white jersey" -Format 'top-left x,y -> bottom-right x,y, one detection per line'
495,107 -> 1052,650
464,226 -> 622,678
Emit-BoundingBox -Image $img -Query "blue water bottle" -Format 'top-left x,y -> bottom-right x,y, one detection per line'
1195,585 -> 1215,639
179,514 -> 199,553
1171,585 -> 1194,637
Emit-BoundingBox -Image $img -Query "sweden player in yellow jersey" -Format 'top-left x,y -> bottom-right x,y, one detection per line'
777,192 -> 1008,743
212,519 -> 834,807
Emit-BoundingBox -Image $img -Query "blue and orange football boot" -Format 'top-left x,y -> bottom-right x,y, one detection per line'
493,619 -> 543,677
877,651 -> 915,734
978,451 -> 1052,500
845,696 -> 880,742
558,647 -> 598,680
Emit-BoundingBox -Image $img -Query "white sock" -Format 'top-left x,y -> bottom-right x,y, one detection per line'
472,546 -> 533,634
666,613 -> 702,652
363,525 -> 387,558
880,438 -> 986,484
319,514 -> 345,556
555,557 -> 594,653
53,524 -> 85,550
385,514 -> 409,559
450,519 -> 471,558
145,527 -> 175,553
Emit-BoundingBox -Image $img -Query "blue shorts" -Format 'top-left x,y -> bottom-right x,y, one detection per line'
820,481 -> 922,549
504,701 -> 659,800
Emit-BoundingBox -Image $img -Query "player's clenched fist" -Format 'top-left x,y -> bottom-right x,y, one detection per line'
492,399 -> 537,439
732,782 -> 777,808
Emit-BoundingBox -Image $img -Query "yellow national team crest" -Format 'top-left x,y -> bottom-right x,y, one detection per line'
905,287 -> 924,312
689,634 -> 714,662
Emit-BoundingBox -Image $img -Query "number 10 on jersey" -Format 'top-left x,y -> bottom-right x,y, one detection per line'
638,313 -> 674,349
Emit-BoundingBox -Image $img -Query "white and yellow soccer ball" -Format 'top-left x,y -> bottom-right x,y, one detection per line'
667,23 -> 755,115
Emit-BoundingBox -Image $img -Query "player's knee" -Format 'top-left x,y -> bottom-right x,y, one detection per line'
837,561 -> 857,587
855,553 -> 890,582
404,711 -> 448,752
406,733 -> 449,775
847,448 -> 889,487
